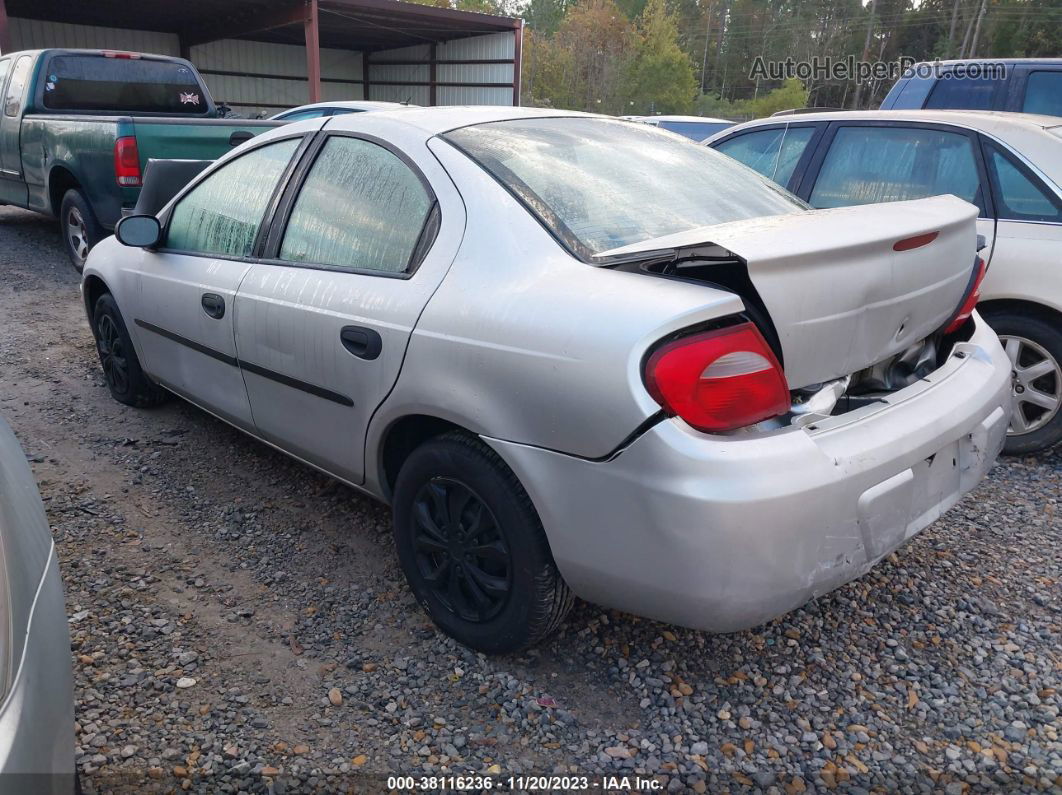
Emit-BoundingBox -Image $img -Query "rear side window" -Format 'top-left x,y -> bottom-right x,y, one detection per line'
166,138 -> 300,257
654,120 -> 731,140
4,56 -> 32,117
715,126 -> 815,187
1022,71 -> 1062,117
984,144 -> 1062,223
42,55 -> 208,114
810,126 -> 982,212
925,73 -> 1005,110
278,136 -> 433,273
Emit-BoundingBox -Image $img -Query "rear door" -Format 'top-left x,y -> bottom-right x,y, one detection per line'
130,134 -> 308,430
233,131 -> 464,484
795,120 -> 997,264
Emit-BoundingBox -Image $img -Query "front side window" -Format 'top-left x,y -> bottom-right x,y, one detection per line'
985,144 -> 1062,223
716,126 -> 815,187
4,56 -> 32,117
42,55 -> 209,114
444,117 -> 804,257
925,73 -> 1005,110
1022,71 -> 1062,117
810,126 -> 982,211
278,136 -> 433,273
0,60 -> 11,100
166,138 -> 300,257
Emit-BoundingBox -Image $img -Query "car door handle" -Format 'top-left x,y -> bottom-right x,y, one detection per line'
201,293 -> 225,319
229,131 -> 253,147
340,326 -> 382,360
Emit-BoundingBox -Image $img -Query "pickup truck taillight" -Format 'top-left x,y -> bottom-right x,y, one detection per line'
644,322 -> 790,433
114,136 -> 142,187
944,255 -> 988,334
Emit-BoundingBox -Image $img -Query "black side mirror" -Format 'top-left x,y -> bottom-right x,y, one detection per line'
114,215 -> 161,248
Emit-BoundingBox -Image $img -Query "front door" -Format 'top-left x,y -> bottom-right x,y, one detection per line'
0,55 -> 31,206
234,133 -> 460,484
131,136 -> 304,430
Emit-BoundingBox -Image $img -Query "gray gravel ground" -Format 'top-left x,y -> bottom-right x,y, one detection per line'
1,206 -> 1059,794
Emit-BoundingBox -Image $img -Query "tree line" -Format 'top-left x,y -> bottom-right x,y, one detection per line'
412,0 -> 1061,117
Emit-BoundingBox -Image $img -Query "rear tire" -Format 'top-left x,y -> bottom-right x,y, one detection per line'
393,432 -> 573,653
59,189 -> 104,273
981,309 -> 1062,455
92,293 -> 169,408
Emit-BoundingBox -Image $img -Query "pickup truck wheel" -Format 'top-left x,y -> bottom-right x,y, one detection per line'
982,310 -> 1062,455
92,293 -> 169,408
393,432 -> 573,653
60,189 -> 103,273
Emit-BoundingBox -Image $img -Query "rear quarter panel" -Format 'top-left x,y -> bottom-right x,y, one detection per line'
366,138 -> 746,480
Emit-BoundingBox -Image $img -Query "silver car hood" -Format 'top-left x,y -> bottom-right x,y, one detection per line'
594,195 -> 980,388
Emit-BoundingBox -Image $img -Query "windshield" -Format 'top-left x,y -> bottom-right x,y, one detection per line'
443,117 -> 805,258
43,55 -> 209,114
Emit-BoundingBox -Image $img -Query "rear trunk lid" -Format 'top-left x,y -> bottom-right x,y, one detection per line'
594,195 -> 979,389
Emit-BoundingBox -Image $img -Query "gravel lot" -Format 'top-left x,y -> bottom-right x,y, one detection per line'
1,205 -> 1060,794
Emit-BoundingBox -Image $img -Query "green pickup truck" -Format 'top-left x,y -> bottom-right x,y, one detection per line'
0,48 -> 281,269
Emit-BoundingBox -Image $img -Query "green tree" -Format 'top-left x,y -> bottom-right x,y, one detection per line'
522,0 -> 638,113
625,0 -> 699,113
738,77 -> 809,117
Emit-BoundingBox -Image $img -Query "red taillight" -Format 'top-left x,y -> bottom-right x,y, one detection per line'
944,256 -> 987,334
102,51 -> 141,59
114,136 -> 141,187
644,322 -> 790,433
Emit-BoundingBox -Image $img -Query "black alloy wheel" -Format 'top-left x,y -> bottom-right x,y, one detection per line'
412,477 -> 512,623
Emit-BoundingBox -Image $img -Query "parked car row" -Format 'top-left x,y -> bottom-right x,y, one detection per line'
84,106 -> 1011,654
706,109 -> 1062,453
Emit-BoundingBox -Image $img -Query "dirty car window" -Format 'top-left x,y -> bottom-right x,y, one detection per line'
279,137 -> 432,273
166,138 -> 300,257
443,117 -> 805,257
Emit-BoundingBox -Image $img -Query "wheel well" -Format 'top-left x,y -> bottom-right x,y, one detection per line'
380,415 -> 465,499
978,299 -> 1062,328
82,275 -> 110,324
49,167 -> 81,217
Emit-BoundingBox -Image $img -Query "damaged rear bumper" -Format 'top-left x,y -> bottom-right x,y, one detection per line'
485,313 -> 1011,632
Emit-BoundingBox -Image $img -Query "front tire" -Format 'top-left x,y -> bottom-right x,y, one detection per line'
92,293 -> 169,408
982,309 -> 1062,454
393,432 -> 573,653
60,189 -> 104,273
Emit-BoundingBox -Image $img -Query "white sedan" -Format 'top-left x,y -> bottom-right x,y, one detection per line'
707,109 -> 1062,453
83,108 -> 1009,651
270,100 -> 416,122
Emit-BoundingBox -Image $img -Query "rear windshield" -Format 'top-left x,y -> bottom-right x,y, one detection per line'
42,55 -> 208,114
443,117 -> 804,258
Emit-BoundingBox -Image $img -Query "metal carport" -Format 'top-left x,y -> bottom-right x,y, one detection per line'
0,0 -> 523,114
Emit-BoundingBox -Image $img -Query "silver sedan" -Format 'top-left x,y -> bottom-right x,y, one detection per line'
0,417 -> 75,791
83,108 -> 1011,652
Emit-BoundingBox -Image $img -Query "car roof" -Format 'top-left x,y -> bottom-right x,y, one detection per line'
282,100 -> 413,112
644,115 -> 731,123
712,109 -> 1062,135
336,105 -> 590,135
905,58 -> 1062,67
705,109 -> 1062,189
